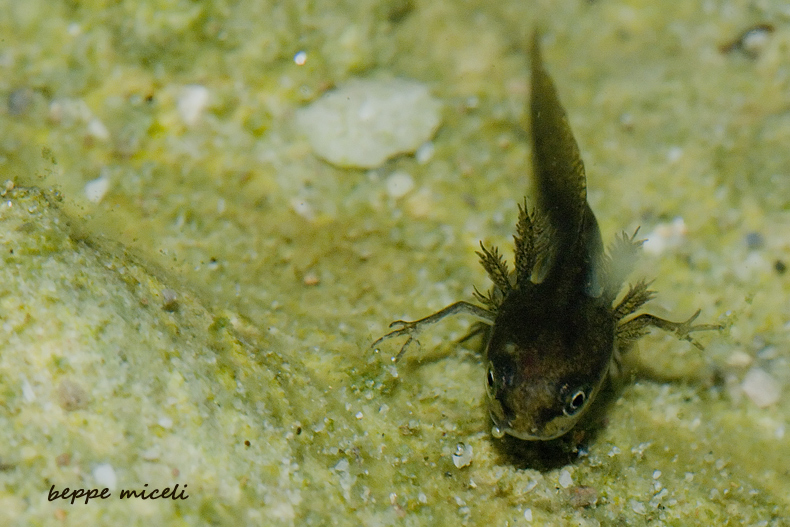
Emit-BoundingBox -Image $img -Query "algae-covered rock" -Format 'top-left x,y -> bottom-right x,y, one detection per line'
0,186 -> 314,524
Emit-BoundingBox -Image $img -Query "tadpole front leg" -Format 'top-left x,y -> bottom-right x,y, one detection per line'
371,301 -> 496,361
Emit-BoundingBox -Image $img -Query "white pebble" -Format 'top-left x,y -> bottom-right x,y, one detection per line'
87,117 -> 110,141
84,175 -> 111,203
178,85 -> 210,126
558,469 -> 573,488
726,350 -> 753,368
741,367 -> 781,408
296,78 -> 442,168
20,376 -> 35,402
452,442 -> 473,468
415,141 -> 435,164
385,171 -> 415,198
93,463 -> 117,490
524,508 -> 533,521
141,447 -> 160,461
333,458 -> 349,473
290,197 -> 315,221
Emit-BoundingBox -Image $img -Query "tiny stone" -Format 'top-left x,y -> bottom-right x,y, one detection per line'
742,26 -> 773,55
452,442 -> 473,468
569,486 -> 598,508
303,272 -> 320,286
558,469 -> 573,488
87,117 -> 110,141
92,463 -> 117,491
745,231 -> 765,250
415,142 -> 435,164
178,85 -> 210,126
8,88 -> 33,116
57,379 -> 89,411
84,175 -> 111,203
161,288 -> 178,311
158,416 -> 173,429
741,367 -> 781,408
385,171 -> 415,198
725,350 -> 753,368
141,447 -> 160,461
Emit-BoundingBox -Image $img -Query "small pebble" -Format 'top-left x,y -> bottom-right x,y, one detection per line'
725,350 -> 753,368
569,486 -> 598,508
84,175 -> 111,203
415,141 -> 435,164
745,231 -> 765,250
452,442 -> 473,468
558,469 -> 573,488
741,367 -> 781,408
385,171 -> 415,199
92,463 -> 117,490
290,198 -> 315,221
55,453 -> 71,467
161,288 -> 178,311
178,85 -> 210,126
87,117 -> 110,141
8,88 -> 33,116
720,24 -> 774,57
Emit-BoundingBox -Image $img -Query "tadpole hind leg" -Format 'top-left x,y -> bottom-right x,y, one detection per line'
371,301 -> 496,362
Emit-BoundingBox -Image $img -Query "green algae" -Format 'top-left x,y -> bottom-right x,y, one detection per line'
0,0 -> 789,526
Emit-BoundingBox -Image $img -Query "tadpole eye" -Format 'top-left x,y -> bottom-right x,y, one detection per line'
563,388 -> 587,417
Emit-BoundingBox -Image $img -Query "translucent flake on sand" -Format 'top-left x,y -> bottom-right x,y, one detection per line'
741,366 -> 781,408
452,442 -> 473,468
296,78 -> 442,169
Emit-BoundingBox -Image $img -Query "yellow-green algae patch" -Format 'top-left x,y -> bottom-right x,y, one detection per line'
0,186 -> 347,525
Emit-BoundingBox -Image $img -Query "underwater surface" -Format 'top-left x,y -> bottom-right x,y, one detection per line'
0,0 -> 788,525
